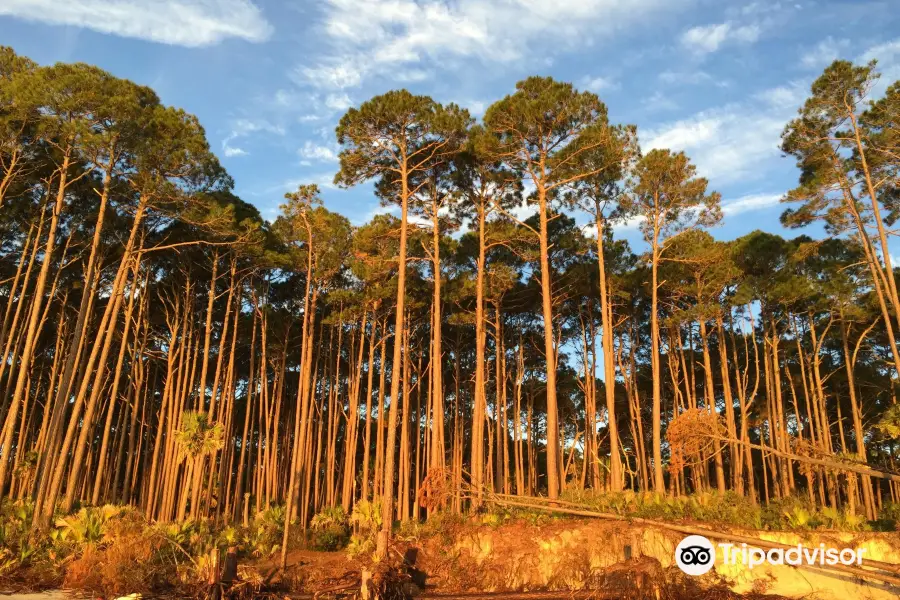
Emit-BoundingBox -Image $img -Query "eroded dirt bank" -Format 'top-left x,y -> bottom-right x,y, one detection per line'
277,518 -> 900,599
406,518 -> 900,599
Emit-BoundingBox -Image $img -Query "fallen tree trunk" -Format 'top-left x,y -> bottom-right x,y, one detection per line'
714,436 -> 900,484
490,495 -> 900,587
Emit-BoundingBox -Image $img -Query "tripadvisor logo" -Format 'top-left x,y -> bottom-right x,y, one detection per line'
675,535 -> 868,576
675,535 -> 716,575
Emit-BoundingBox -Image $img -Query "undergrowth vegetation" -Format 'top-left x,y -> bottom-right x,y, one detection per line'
559,490 -> 898,532
3,492 -> 899,594
0,500 -> 294,595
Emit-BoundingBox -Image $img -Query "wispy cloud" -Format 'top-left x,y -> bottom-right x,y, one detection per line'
298,140 -> 339,163
658,70 -> 714,86
860,38 -> 900,97
754,81 -> 808,109
680,21 -> 760,55
324,93 -> 353,112
223,145 -> 248,158
264,172 -> 341,197
862,38 -> 900,64
221,118 -> 285,159
642,83 -> 800,185
298,0 -> 695,89
0,0 -> 272,47
611,193 -> 781,234
459,99 -> 488,117
297,62 -> 364,90
721,193 -> 782,216
800,36 -> 850,69
642,90 -> 678,113
582,75 -> 618,92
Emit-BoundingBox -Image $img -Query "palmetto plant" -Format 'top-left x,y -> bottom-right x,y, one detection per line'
247,506 -> 285,557
55,505 -> 121,544
174,411 -> 224,461
784,506 -> 812,529
346,500 -> 383,559
310,505 -> 348,531
349,500 -> 382,533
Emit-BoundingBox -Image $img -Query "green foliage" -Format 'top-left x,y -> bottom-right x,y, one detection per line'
174,411 -> 224,461
558,490 -> 873,532
346,500 -> 382,560
874,502 -> 900,531
309,506 -> 350,551
399,511 -> 467,547
245,505 -> 284,557
55,505 -> 122,545
272,188 -> 353,284
345,534 -> 376,561
876,404 -> 900,439
484,76 -> 608,189
0,501 -> 42,577
783,506 -> 812,529
349,499 -> 383,532
335,90 -> 469,192
480,512 -> 503,527
153,518 -> 217,557
624,148 -> 722,245
310,505 -> 348,530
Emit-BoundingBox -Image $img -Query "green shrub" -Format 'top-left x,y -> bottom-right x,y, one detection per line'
310,524 -> 350,551
346,500 -> 382,560
309,506 -> 349,551
244,505 -> 285,557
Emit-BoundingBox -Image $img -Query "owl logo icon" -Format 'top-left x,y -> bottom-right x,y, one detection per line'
675,535 -> 715,575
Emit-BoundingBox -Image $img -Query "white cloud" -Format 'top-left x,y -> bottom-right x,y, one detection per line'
300,0 -> 694,89
0,0 -> 271,47
273,90 -> 301,108
681,23 -> 730,54
800,36 -> 850,69
860,38 -> 900,98
298,62 -> 364,89
223,145 -> 248,158
642,91 -> 678,113
220,118 -> 285,159
613,214 -> 647,232
642,85 -> 799,185
721,193 -> 782,216
509,198 -> 537,225
754,81 -> 807,109
860,38 -> 900,64
659,70 -> 713,86
449,98 -> 489,117
613,195 -> 782,231
740,2 -> 778,16
680,21 -> 760,55
349,203 -> 433,228
582,75 -> 618,92
644,116 -> 721,150
267,173 -> 340,196
260,90 -> 355,126
299,141 -> 339,163
394,68 -> 432,83
324,93 -> 353,112
464,100 -> 487,117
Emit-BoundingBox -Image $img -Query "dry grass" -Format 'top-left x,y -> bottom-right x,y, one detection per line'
63,533 -> 172,596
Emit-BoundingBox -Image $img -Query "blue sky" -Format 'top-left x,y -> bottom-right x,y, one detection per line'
2,0 -> 899,248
